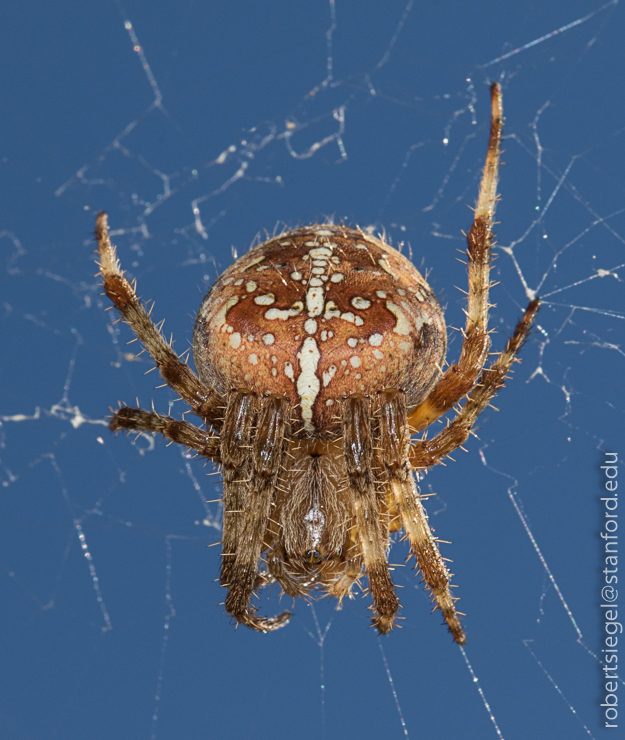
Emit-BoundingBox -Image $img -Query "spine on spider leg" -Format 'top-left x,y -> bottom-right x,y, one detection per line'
342,395 -> 400,634
224,394 -> 292,632
377,390 -> 466,644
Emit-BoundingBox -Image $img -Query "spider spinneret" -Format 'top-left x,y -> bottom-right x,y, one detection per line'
95,83 -> 540,644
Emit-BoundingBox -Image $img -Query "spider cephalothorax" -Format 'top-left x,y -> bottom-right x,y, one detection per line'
95,84 -> 539,643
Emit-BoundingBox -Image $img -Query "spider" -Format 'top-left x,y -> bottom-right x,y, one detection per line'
94,83 -> 539,644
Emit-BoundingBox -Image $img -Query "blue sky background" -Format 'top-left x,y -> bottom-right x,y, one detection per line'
1,1 -> 623,738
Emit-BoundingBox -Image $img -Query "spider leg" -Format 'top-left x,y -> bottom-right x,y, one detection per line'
410,298 -> 540,470
342,395 -> 400,633
110,406 -> 221,462
377,390 -> 465,644
224,394 -> 292,632
94,212 -> 222,427
409,82 -> 504,432
220,391 -> 257,588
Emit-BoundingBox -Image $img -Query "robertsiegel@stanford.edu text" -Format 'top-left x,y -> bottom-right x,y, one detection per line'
600,451 -> 619,729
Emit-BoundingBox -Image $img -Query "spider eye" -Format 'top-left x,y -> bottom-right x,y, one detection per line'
304,549 -> 322,564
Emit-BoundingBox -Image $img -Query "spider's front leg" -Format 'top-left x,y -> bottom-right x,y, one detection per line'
409,82 -> 504,433
377,390 -> 465,644
342,395 -> 400,633
223,394 -> 292,632
94,212 -> 222,428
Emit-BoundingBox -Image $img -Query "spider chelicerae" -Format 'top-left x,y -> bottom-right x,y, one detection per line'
95,83 -> 539,644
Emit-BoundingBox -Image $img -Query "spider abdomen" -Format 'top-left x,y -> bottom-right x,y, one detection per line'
193,225 -> 446,437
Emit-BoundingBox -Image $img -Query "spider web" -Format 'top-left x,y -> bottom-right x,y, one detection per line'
1,0 -> 623,737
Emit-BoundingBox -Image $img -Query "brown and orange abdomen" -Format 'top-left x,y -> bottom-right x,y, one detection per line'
193,225 -> 446,438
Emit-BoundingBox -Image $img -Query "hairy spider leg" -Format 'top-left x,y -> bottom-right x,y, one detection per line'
110,407 -> 221,461
408,82 -> 504,433
410,298 -> 540,471
220,391 -> 257,589
342,395 -> 400,633
95,212 -> 222,428
224,395 -> 292,632
377,390 -> 465,644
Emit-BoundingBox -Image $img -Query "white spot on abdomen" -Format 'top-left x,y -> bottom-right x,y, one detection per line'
324,301 -> 340,320
297,337 -> 321,432
386,301 -> 412,335
265,302 -> 304,320
255,294 -> 275,306
309,247 -> 333,259
322,365 -> 337,387
212,296 -> 239,329
340,312 -> 364,326
378,258 -> 396,277
240,255 -> 266,272
229,332 -> 241,349
306,287 -> 325,317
